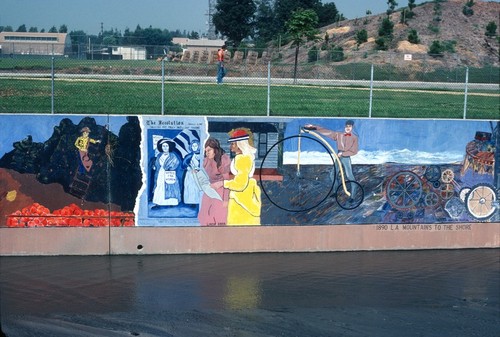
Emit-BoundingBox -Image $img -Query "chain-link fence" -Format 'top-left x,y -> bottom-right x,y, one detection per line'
0,46 -> 498,119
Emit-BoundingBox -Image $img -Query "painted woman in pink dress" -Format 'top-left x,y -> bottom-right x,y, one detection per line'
198,137 -> 231,226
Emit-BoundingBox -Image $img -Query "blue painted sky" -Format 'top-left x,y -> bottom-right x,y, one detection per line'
284,118 -> 497,164
0,115 -> 497,165
0,114 -> 128,156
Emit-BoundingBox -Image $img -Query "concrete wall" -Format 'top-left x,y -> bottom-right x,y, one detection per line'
1,224 -> 498,255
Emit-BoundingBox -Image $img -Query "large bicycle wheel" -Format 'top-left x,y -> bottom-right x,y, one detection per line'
260,134 -> 336,212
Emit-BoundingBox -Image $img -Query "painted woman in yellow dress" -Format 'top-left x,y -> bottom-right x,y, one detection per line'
213,128 -> 261,226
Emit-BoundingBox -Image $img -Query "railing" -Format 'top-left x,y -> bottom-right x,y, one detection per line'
0,53 -> 498,119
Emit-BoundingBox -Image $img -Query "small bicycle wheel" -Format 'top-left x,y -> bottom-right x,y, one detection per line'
441,169 -> 455,184
459,187 -> 471,202
424,191 -> 440,208
465,183 -> 497,220
260,134 -> 336,212
424,165 -> 441,183
336,180 -> 364,210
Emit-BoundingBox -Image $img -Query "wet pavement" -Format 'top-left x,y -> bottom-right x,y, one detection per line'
1,249 -> 499,336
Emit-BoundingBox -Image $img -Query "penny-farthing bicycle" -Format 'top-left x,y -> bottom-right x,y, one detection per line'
259,126 -> 364,212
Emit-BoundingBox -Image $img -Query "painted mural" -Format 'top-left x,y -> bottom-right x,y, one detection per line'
0,114 -> 498,228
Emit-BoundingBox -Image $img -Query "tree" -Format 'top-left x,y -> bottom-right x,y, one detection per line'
375,37 -> 388,50
485,21 -> 497,37
254,0 -> 278,44
188,31 -> 200,39
401,2 -> 415,25
407,29 -> 420,44
48,26 -> 58,33
69,30 -> 88,50
428,40 -> 444,56
213,0 -> 256,47
28,27 -> 38,32
16,24 -> 27,32
308,45 -> 319,62
323,32 -> 329,47
386,0 -> 398,15
408,0 -> 416,12
330,46 -> 344,62
316,2 -> 342,27
1,26 -> 14,32
377,14 -> 395,49
285,8 -> 320,82
59,25 -> 68,33
462,0 -> 474,16
122,28 -> 135,45
378,17 -> 394,38
355,29 -> 368,47
274,0 -> 321,33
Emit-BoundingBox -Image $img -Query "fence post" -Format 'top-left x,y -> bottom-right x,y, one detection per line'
463,67 -> 469,120
369,64 -> 374,118
51,57 -> 55,114
267,61 -> 271,117
161,58 -> 165,115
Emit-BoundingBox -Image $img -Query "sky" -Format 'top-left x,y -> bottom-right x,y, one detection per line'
1,0 -> 438,36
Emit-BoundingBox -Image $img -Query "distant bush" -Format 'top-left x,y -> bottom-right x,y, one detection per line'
308,46 -> 319,63
442,40 -> 457,53
428,24 -> 440,34
408,29 -> 420,44
485,21 -> 498,37
463,0 -> 474,16
375,37 -> 389,51
428,40 -> 445,56
356,29 -> 368,46
330,46 -> 345,62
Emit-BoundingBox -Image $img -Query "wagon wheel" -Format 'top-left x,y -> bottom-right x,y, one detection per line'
441,169 -> 454,184
424,165 -> 441,182
385,171 -> 423,210
440,183 -> 455,200
424,191 -> 440,208
459,187 -> 471,202
465,184 -> 497,220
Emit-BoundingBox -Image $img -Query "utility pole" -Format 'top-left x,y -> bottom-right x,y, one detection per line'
206,0 -> 217,40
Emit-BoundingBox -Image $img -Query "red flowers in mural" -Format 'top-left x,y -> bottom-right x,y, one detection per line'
7,203 -> 135,227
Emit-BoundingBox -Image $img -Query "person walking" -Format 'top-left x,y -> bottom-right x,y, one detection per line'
216,45 -> 227,84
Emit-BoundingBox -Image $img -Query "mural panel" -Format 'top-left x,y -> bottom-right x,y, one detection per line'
0,115 -> 498,228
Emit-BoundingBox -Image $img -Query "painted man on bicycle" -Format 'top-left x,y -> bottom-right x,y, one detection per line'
304,120 -> 359,201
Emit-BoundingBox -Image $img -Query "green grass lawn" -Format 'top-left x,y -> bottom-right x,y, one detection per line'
0,78 -> 498,119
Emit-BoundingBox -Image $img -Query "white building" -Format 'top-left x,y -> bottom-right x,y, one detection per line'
112,46 -> 146,60
172,38 -> 226,54
0,32 -> 71,56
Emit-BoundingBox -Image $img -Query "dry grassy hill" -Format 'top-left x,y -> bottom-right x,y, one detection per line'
287,0 -> 499,69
